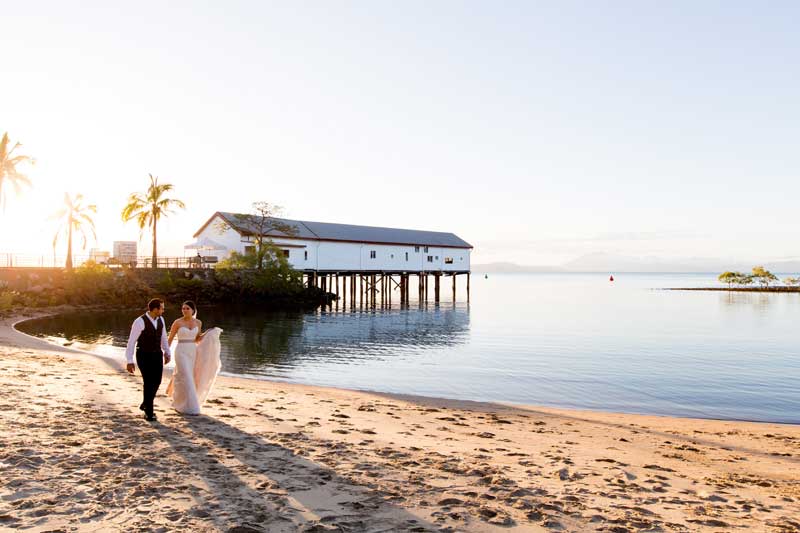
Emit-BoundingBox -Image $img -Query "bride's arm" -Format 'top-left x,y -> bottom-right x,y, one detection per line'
167,321 -> 179,345
195,320 -> 205,341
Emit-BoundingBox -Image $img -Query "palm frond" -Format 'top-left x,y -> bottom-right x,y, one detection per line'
0,133 -> 9,161
136,210 -> 150,231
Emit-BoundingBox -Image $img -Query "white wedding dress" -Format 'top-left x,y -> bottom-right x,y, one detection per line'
167,326 -> 223,415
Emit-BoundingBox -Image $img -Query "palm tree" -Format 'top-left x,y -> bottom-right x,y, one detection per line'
52,193 -> 97,270
121,174 -> 185,268
0,132 -> 35,211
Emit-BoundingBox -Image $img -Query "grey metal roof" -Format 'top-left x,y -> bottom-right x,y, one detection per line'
215,212 -> 472,248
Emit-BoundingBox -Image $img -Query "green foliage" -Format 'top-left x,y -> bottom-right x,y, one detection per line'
784,277 -> 800,286
68,260 -> 113,289
216,244 -> 302,292
217,250 -> 259,269
0,131 -> 35,211
718,271 -> 743,288
751,266 -> 778,288
156,270 -> 177,294
55,261 -> 154,305
216,201 -> 299,271
717,271 -> 755,288
0,289 -> 17,311
215,246 -> 306,304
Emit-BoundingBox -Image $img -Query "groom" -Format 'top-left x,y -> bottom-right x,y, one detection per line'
125,298 -> 171,421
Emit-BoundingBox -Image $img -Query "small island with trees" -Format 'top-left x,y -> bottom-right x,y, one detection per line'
669,266 -> 800,292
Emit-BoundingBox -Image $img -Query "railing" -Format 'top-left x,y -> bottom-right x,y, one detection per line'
0,253 -> 216,269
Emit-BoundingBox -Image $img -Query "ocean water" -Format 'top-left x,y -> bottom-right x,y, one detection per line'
16,273 -> 800,423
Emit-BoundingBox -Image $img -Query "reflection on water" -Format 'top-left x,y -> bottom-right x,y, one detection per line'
17,273 -> 800,423
19,303 -> 471,378
213,305 -> 470,374
719,290 -> 775,310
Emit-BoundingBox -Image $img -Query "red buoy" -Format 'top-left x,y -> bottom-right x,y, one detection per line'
609,275 -> 614,282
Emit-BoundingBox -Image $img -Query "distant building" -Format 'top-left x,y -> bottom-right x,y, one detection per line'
191,212 -> 472,273
113,241 -> 137,263
89,248 -> 110,264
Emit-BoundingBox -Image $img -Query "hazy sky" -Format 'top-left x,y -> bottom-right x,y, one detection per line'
2,1 -> 799,265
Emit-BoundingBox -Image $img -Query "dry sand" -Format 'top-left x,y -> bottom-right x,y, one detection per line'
1,313 -> 799,532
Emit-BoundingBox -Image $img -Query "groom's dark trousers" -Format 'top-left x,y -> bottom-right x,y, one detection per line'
134,313 -> 166,416
136,351 -> 163,415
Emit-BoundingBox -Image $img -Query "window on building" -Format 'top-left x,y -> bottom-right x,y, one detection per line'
244,245 -> 255,254
304,250 -> 308,261
370,250 -> 376,259
435,256 -> 439,260
427,255 -> 433,263
445,257 -> 454,264
424,246 -> 429,253
405,252 -> 409,261
283,250 -> 290,258
390,254 -> 394,259
414,246 -> 420,253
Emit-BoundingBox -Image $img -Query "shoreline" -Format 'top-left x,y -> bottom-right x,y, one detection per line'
12,311 -> 800,426
12,308 -> 800,427
665,287 -> 800,292
2,313 -> 800,531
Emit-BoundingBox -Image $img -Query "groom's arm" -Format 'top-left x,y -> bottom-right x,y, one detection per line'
125,318 -> 144,373
160,317 -> 171,363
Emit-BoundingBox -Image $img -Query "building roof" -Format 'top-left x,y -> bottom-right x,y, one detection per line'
195,211 -> 473,249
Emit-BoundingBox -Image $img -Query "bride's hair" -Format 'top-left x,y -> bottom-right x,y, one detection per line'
182,300 -> 197,317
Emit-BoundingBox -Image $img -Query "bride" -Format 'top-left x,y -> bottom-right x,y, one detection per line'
166,300 -> 223,415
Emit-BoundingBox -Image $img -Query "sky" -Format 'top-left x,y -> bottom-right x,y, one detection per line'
1,1 -> 799,267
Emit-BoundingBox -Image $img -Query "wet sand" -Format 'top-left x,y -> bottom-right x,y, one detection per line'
1,314 -> 799,532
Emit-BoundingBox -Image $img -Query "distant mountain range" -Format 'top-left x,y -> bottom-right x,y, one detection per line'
473,253 -> 800,273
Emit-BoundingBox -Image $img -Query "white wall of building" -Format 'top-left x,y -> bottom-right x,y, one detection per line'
196,214 -> 471,272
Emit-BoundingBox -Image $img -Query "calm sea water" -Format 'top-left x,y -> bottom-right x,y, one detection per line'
16,273 -> 800,423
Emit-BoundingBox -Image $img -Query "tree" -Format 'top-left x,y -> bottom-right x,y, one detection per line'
718,271 -> 743,289
52,193 -> 96,270
215,201 -> 298,270
121,174 -> 185,268
751,266 -> 778,288
784,277 -> 800,286
0,132 -> 35,211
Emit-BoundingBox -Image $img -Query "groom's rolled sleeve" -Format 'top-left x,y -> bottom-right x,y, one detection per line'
125,318 -> 144,365
160,317 -> 171,357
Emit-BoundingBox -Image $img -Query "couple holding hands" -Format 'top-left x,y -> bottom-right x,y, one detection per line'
124,298 -> 223,421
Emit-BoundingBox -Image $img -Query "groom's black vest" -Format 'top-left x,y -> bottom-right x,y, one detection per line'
137,314 -> 164,354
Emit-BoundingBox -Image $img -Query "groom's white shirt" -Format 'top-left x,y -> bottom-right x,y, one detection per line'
124,313 -> 171,364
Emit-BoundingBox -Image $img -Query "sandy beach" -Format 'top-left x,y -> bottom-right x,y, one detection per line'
1,314 -> 799,532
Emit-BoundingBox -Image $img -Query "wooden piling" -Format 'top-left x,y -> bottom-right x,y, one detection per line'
467,273 -> 470,302
434,273 -> 440,302
452,273 -> 456,301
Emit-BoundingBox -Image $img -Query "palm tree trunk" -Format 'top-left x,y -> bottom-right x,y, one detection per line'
66,222 -> 73,271
152,218 -> 158,268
